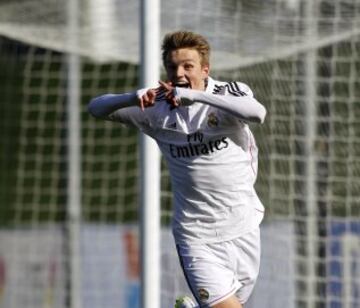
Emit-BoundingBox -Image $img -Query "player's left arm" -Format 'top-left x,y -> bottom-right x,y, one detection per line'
175,86 -> 266,124
158,81 -> 266,124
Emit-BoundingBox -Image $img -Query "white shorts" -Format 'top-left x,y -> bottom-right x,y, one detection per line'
176,227 -> 261,307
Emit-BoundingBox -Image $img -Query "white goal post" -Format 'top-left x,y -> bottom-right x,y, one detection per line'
66,0 -> 82,308
0,1 -> 359,308
139,1 -> 161,308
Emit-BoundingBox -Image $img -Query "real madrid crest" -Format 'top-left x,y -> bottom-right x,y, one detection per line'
198,288 -> 210,302
207,112 -> 218,128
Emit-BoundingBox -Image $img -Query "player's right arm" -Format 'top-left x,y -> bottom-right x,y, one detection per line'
88,88 -> 157,120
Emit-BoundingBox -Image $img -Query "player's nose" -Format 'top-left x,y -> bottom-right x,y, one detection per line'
176,66 -> 185,78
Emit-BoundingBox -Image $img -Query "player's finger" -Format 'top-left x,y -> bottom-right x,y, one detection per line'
139,96 -> 144,111
147,91 -> 156,104
171,97 -> 179,107
142,93 -> 149,106
165,93 -> 178,107
165,92 -> 173,103
158,80 -> 166,90
159,80 -> 171,91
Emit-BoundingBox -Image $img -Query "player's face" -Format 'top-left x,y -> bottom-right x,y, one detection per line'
165,48 -> 209,91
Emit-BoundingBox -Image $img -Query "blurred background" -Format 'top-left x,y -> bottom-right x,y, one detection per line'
0,0 -> 359,307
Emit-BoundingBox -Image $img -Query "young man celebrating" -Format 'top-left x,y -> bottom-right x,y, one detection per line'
88,31 -> 266,308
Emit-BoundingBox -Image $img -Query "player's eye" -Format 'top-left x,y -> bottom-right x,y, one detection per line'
184,64 -> 193,70
168,66 -> 175,72
166,63 -> 177,71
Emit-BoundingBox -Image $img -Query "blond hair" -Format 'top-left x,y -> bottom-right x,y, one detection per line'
161,31 -> 210,67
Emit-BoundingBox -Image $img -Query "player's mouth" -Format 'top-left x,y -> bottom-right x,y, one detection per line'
174,82 -> 190,89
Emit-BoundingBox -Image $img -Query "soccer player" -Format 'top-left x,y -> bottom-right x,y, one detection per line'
88,31 -> 266,308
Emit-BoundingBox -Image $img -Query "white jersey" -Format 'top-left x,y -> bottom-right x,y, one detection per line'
108,77 -> 265,244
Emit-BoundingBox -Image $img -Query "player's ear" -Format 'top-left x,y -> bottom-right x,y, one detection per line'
202,64 -> 210,77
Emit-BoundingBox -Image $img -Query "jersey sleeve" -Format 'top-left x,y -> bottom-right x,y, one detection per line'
233,81 -> 254,97
88,90 -> 153,132
212,81 -> 254,97
174,83 -> 266,124
108,106 -> 151,129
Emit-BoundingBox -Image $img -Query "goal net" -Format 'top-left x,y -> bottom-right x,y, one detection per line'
0,0 -> 359,307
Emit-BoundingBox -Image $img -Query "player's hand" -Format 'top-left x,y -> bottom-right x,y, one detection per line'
138,88 -> 157,111
158,80 -> 179,108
